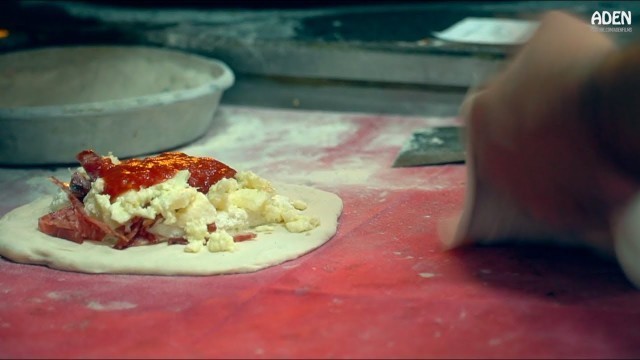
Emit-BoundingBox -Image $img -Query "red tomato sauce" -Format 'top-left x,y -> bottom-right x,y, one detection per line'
77,150 -> 236,198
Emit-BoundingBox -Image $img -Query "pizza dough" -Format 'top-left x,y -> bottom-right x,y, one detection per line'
0,184 -> 342,276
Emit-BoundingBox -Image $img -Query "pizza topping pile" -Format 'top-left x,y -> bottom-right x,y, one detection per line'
38,150 -> 320,252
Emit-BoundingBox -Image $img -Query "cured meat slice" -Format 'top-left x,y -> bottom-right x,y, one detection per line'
37,177 -> 128,247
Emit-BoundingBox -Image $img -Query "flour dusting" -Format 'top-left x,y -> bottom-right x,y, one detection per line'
86,300 -> 138,311
182,107 -> 462,190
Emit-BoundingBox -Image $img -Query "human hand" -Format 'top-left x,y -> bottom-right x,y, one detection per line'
444,11 -> 640,255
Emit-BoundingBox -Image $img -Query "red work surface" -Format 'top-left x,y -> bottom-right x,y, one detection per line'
0,106 -> 639,358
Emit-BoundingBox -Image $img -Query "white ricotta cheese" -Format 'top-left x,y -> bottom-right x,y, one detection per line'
70,166 -> 320,254
207,231 -> 235,252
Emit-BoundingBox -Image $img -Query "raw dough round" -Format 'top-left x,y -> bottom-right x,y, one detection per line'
0,184 -> 342,276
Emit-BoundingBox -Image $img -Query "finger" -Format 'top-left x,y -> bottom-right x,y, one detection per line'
438,210 -> 472,250
613,192 -> 640,288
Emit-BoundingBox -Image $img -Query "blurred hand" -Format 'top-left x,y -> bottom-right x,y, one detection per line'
447,11 -> 640,252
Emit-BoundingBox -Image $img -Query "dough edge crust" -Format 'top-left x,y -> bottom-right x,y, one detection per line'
0,183 -> 343,276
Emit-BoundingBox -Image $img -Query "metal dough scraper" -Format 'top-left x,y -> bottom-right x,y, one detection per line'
392,126 -> 466,167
